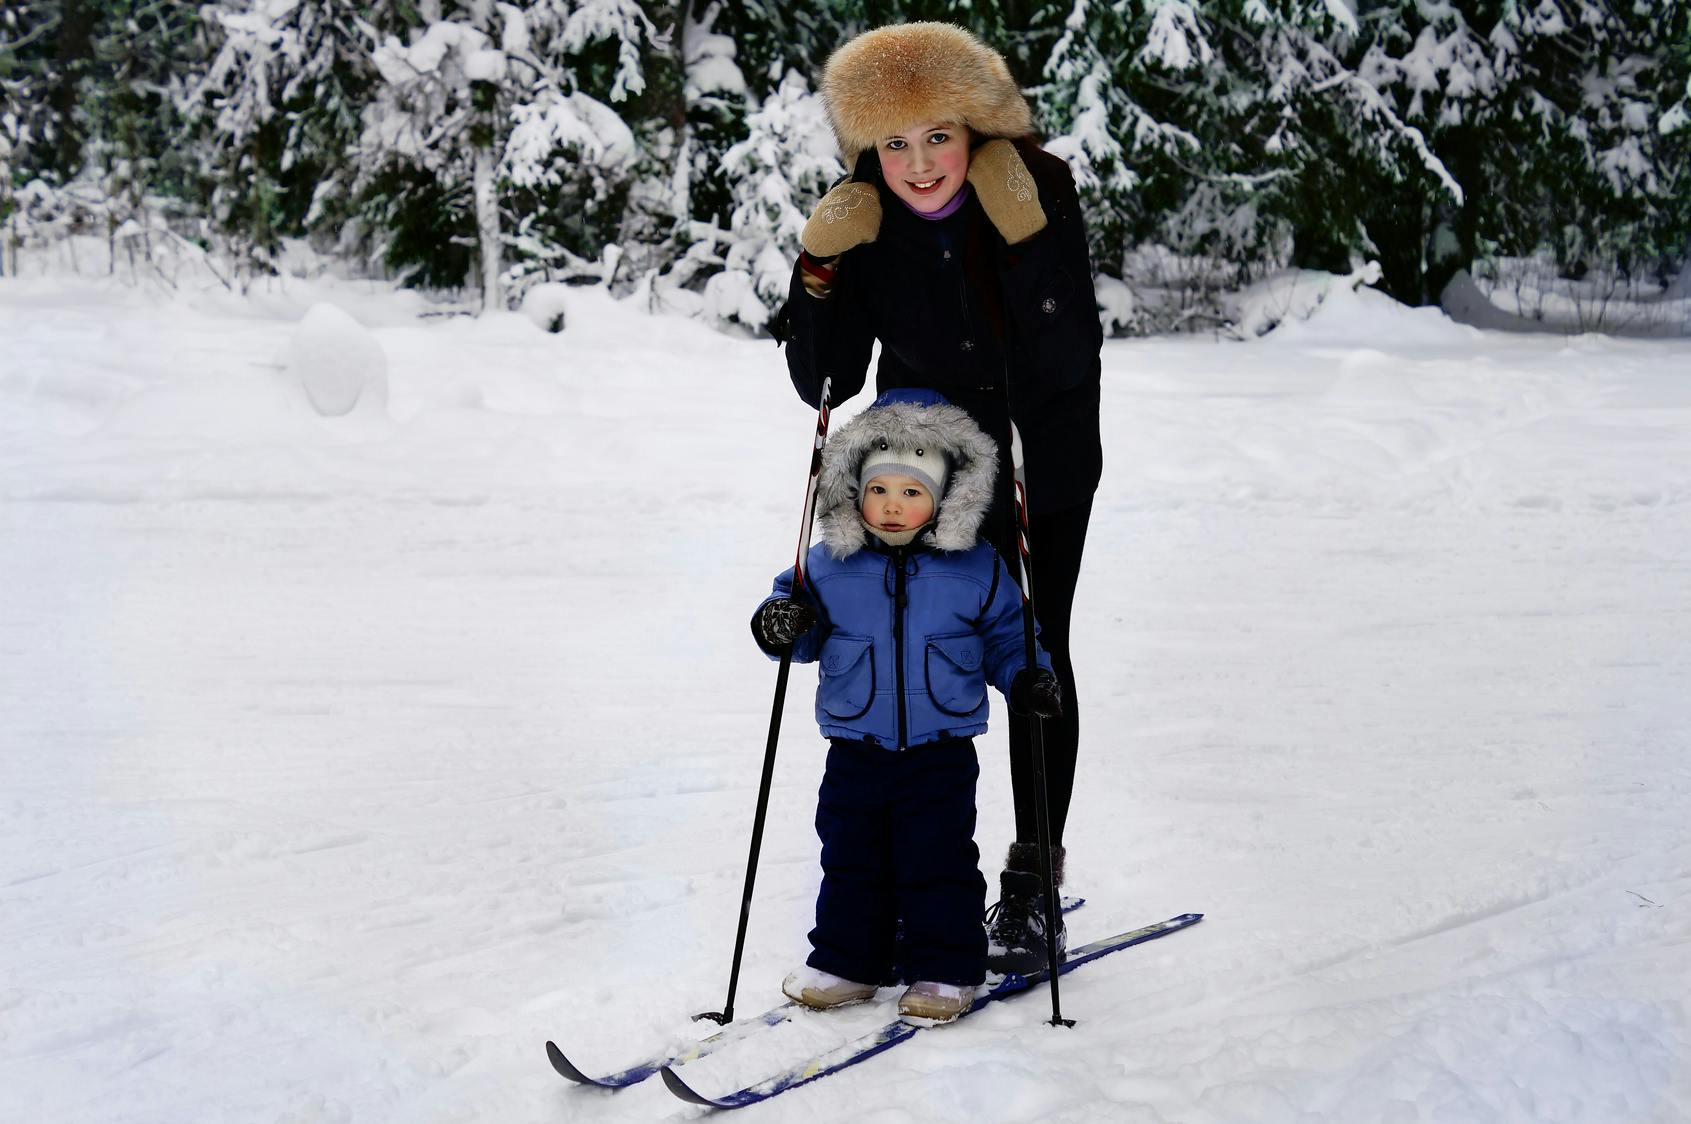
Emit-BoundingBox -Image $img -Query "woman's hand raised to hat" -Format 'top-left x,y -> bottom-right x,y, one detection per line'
801,181 -> 883,258
965,139 -> 1047,246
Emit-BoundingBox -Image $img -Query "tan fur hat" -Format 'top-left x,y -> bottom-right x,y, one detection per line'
821,22 -> 1035,161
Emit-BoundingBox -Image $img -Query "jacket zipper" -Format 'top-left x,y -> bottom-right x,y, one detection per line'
892,549 -> 909,750
946,241 -> 993,389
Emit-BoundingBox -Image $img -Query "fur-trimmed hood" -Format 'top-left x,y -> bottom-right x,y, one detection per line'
817,389 -> 998,559
821,22 -> 1035,161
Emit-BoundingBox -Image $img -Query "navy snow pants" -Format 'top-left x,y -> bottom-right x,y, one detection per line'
805,737 -> 987,988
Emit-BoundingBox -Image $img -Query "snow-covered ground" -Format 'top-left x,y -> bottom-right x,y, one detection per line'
3,274 -> 1688,1123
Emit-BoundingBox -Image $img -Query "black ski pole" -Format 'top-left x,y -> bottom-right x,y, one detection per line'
697,376 -> 832,1026
1007,421 -> 1075,1029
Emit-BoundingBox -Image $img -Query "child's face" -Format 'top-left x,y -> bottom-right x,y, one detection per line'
861,474 -> 935,533
878,122 -> 971,214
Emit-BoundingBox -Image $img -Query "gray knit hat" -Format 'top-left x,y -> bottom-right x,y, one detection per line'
859,440 -> 950,503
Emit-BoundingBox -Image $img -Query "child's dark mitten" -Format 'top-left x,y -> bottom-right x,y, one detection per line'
756,597 -> 817,649
1011,668 -> 1063,719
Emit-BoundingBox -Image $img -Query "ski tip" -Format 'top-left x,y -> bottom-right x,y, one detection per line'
660,1064 -> 735,1108
547,1040 -> 644,1087
545,1041 -> 591,1083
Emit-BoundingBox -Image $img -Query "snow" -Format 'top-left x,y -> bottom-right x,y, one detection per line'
504,91 -> 637,188
3,272 -> 1690,1123
461,48 -> 507,84
518,283 -> 571,333
289,302 -> 390,418
1139,3 -> 1211,73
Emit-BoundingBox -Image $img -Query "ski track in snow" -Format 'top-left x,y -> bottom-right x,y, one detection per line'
2,277 -> 1689,1123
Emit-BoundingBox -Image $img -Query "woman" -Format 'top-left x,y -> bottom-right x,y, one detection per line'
775,21 -> 1104,975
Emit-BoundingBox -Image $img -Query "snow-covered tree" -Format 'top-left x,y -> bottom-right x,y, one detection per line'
1,3 -> 47,272
362,10 -> 519,305
358,0 -> 668,306
1039,0 -> 1200,275
0,0 -> 95,189
1040,1 -> 1462,310
182,0 -> 379,276
701,67 -> 842,331
678,1 -> 749,237
67,0 -> 204,275
1352,0 -> 1690,300
1497,0 -> 1690,283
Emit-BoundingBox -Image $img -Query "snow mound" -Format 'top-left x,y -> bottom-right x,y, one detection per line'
1223,263 -> 1486,351
288,302 -> 389,418
1095,274 -> 1137,335
518,283 -> 570,333
1269,279 -> 1485,350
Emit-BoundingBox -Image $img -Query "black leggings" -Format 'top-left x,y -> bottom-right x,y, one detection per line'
985,494 -> 1092,849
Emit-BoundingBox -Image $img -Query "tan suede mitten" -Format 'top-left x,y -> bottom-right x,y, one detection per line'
966,139 -> 1046,246
801,181 -> 883,258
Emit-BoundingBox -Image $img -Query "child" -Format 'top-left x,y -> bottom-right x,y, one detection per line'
751,388 -> 1062,1024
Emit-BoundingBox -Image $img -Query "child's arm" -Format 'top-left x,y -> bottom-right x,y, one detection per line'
979,555 -> 1054,700
750,566 -> 825,663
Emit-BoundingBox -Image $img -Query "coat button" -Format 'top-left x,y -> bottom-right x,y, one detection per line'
1041,297 -> 1058,314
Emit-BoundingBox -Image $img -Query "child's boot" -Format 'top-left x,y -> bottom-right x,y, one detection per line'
781,966 -> 877,1010
897,981 -> 974,1025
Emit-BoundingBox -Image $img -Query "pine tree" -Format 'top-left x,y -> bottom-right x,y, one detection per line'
361,4 -> 517,305
1039,1 -> 1461,314
182,0 -> 380,277
0,2 -> 59,272
677,0 -> 749,240
1349,0 -> 1690,304
702,66 -> 842,330
1039,0 -> 1204,278
597,0 -> 683,291
1500,0 -> 1690,285
0,0 -> 101,188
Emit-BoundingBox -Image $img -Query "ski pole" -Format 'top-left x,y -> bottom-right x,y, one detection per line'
697,376 -> 832,1026
1007,421 -> 1074,1029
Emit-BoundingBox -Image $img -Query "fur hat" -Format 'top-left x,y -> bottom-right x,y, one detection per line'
818,388 -> 998,559
821,22 -> 1035,161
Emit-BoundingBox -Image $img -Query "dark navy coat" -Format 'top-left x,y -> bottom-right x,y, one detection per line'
780,139 -> 1104,517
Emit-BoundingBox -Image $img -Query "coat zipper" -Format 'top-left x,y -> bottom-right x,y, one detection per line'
946,239 -> 992,389
892,549 -> 909,750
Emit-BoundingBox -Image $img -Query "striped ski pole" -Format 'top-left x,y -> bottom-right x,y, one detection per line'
1007,420 -> 1074,1029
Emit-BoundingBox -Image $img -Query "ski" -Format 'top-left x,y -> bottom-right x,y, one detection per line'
545,895 -> 1088,1089
660,911 -> 1203,1110
545,1004 -> 798,1088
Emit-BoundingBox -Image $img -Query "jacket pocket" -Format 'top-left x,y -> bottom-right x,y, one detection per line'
924,632 -> 986,717
819,634 -> 875,720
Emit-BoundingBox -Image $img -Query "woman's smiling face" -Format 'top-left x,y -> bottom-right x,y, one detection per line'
878,122 -> 971,214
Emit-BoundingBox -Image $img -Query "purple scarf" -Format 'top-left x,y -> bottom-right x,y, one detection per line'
898,183 -> 971,221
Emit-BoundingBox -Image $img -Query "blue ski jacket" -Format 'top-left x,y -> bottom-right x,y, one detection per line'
758,537 -> 1050,750
753,389 -> 1051,750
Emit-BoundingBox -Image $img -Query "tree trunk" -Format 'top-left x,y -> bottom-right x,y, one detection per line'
1423,125 -> 1480,304
1364,190 -> 1429,306
473,135 -> 501,311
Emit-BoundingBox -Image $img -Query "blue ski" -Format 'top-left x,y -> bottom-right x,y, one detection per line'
660,911 -> 1203,1110
545,896 -> 1087,1088
546,1004 -> 797,1088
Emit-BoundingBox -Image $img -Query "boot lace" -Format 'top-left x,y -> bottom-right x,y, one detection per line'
985,895 -> 1038,946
